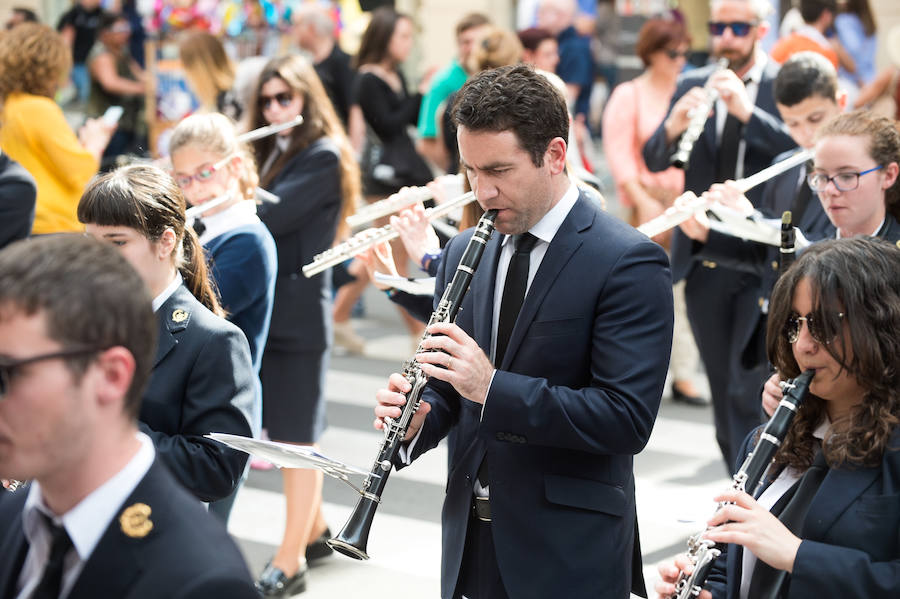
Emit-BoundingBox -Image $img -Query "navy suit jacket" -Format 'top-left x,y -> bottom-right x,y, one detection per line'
0,459 -> 258,599
403,192 -> 674,599
141,285 -> 255,502
258,137 -> 342,353
0,153 -> 36,250
706,425 -> 900,598
643,59 -> 797,282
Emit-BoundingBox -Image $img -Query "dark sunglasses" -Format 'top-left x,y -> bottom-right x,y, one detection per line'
784,312 -> 844,345
665,49 -> 689,59
260,92 -> 294,110
0,347 -> 102,397
708,21 -> 757,37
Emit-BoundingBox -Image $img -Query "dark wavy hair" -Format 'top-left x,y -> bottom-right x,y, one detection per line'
77,164 -> 223,317
354,7 -> 410,68
246,54 -> 360,240
766,238 -> 900,469
452,64 -> 569,167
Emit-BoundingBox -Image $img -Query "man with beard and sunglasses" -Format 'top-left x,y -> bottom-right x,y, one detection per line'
643,0 -> 796,468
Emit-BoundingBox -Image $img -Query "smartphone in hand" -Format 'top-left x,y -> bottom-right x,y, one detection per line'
102,106 -> 124,126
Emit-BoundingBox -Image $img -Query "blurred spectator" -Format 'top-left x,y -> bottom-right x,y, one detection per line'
834,0 -> 877,106
57,0 -> 103,104
854,24 -> 900,120
87,11 -> 146,167
4,6 -> 38,29
440,27 -> 523,173
592,0 -> 620,94
518,27 -> 560,72
602,15 -> 704,406
0,149 -> 36,249
179,31 -> 241,120
0,23 -> 113,234
122,0 -> 146,67
416,12 -> 490,172
771,0 -> 839,69
537,0 -> 594,122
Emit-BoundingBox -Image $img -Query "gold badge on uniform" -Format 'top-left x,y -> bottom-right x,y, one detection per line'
896,240 -> 900,249
120,503 -> 153,538
171,309 -> 188,323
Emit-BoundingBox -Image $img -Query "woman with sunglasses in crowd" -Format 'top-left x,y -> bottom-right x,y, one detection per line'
77,164 -> 256,506
244,53 -> 359,597
168,112 -> 278,523
655,236 -> 900,598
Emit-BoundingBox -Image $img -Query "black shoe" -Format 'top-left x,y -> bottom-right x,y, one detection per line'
255,562 -> 308,597
306,528 -> 334,563
671,382 -> 709,406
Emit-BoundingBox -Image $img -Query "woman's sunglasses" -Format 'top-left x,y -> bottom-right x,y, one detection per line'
260,92 -> 294,110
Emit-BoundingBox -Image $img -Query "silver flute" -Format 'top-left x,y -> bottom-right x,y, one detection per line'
669,370 -> 813,599
671,58 -> 729,169
638,149 -> 813,238
302,192 -> 477,278
346,186 -> 435,229
237,115 -> 303,142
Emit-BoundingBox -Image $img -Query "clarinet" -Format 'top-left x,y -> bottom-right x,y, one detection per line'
779,211 -> 796,276
670,370 -> 814,599
671,58 -> 729,169
328,209 -> 498,560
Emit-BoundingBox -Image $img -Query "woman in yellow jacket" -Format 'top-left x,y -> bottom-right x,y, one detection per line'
0,23 -> 113,234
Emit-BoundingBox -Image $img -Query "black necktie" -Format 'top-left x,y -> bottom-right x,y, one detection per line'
716,113 -> 744,183
478,233 -> 539,489
31,516 -> 73,599
791,176 -> 813,221
747,450 -> 828,599
495,233 -> 539,368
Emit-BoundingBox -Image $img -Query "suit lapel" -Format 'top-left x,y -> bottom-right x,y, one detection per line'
500,196 -> 590,370
152,286 -> 192,368
470,232 -> 502,354
801,464 -> 880,541
0,494 -> 28,599
67,462 -> 172,599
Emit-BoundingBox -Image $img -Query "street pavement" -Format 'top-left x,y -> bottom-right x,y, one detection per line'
228,285 -> 731,598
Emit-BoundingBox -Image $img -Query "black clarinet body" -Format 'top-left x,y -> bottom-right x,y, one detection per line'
779,210 -> 796,276
328,209 -> 498,560
670,370 -> 814,598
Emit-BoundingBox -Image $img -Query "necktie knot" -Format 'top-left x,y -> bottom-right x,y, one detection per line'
513,232 -> 538,255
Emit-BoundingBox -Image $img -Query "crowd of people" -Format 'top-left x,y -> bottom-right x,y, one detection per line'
2,0 -> 900,598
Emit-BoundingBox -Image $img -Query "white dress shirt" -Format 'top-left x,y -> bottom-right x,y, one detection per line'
151,271 -> 183,314
197,200 -> 261,246
16,433 -> 155,599
715,49 -> 767,181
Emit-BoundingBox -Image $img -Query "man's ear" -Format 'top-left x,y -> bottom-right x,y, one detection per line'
545,137 -> 568,175
93,346 -> 135,410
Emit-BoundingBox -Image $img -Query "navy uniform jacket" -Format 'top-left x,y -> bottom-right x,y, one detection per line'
642,59 -> 796,283
204,221 -> 277,373
691,154 -> 832,371
0,152 -> 36,250
402,192 -> 674,599
141,284 -> 255,502
0,459 -> 259,599
705,425 -> 900,598
258,137 -> 342,353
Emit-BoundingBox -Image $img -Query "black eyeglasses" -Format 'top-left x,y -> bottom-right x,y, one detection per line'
0,347 -> 103,397
806,165 -> 883,192
665,49 -> 689,59
784,312 -> 844,344
260,92 -> 294,110
708,21 -> 758,37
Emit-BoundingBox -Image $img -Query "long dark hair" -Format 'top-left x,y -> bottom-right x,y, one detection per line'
246,55 -> 360,240
766,238 -> 900,470
842,0 -> 876,36
77,164 -> 224,316
354,7 -> 409,68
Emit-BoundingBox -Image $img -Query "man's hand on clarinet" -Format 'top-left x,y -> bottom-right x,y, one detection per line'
374,372 -> 431,441
416,322 -> 493,404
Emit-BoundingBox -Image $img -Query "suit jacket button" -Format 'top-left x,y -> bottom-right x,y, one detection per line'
771,260 -> 779,271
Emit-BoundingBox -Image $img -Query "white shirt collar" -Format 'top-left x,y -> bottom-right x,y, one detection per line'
743,48 -> 767,84
500,182 -> 579,248
151,272 -> 183,313
836,218 -> 885,239
198,200 -> 260,245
